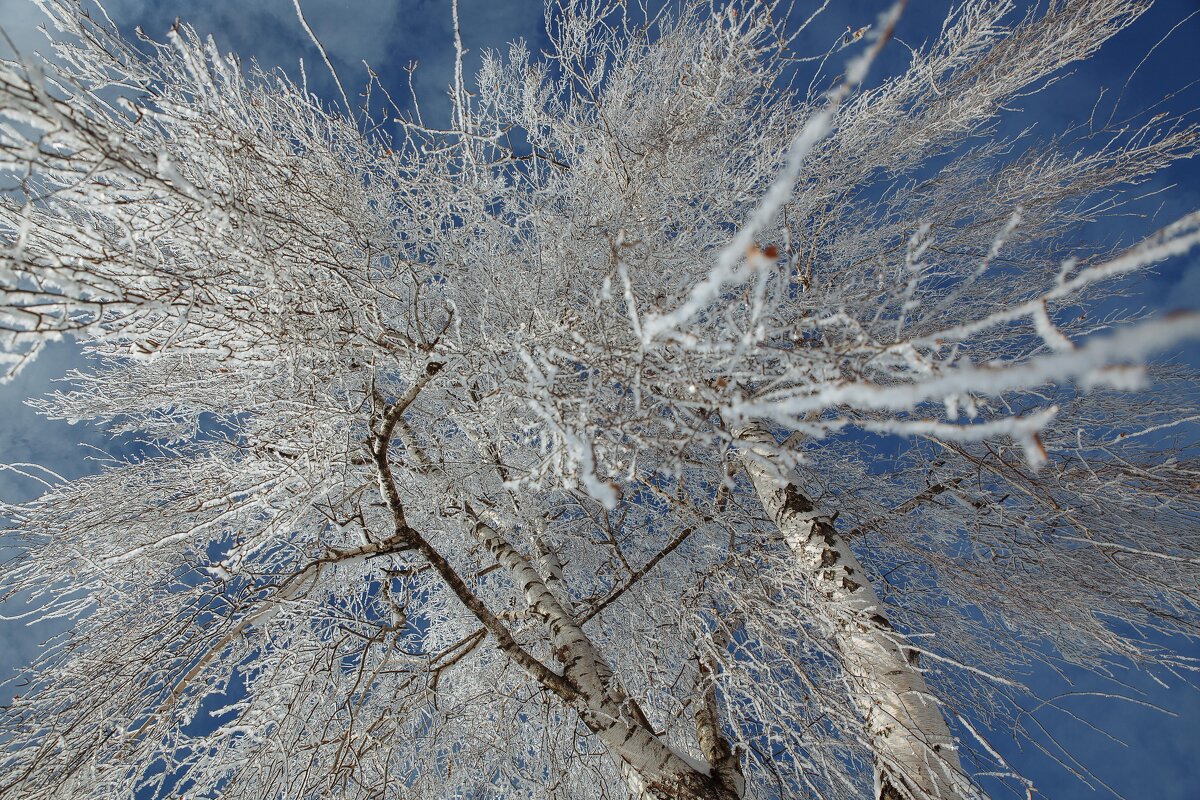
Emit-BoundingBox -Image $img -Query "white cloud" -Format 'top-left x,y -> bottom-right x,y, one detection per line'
0,0 -> 57,61
0,342 -> 117,502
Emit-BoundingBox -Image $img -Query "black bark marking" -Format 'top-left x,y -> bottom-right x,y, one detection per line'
879,778 -> 905,800
777,483 -> 813,515
869,613 -> 893,630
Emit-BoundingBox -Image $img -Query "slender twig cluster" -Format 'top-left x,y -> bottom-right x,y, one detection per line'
1,1 -> 1198,799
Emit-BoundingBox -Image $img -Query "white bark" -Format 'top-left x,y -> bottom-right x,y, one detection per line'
2,1 -> 1197,797
739,424 -> 966,800
469,512 -> 744,800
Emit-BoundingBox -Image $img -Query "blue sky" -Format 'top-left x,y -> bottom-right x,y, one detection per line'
0,1 -> 1197,797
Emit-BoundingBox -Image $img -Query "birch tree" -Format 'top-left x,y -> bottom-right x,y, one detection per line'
1,1 -> 1198,798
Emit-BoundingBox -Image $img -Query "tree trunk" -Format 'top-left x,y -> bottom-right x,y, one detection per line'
738,424 -> 967,800
381,414 -> 743,800
470,514 -> 744,800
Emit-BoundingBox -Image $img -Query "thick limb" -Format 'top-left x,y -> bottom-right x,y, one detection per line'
738,424 -> 967,800
370,369 -> 741,798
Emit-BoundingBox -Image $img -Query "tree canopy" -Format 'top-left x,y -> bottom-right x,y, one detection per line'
1,1 -> 1198,798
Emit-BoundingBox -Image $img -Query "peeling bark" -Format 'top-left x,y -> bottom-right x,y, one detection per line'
739,424 -> 967,800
